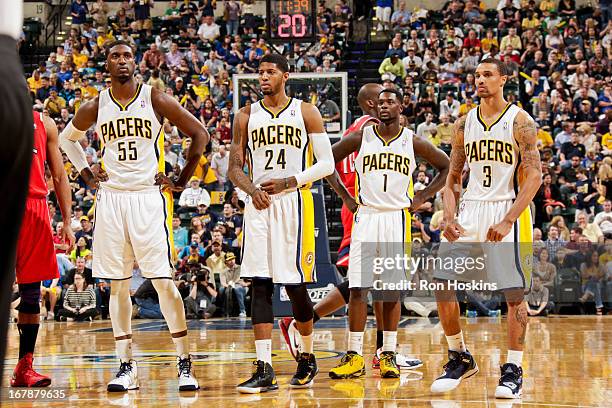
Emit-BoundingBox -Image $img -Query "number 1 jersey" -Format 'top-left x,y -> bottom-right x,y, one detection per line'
95,83 -> 164,191
246,97 -> 312,188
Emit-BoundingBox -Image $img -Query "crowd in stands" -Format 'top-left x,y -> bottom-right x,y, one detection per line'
19,0 -> 612,319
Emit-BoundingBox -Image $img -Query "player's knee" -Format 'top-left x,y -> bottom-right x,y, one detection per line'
285,284 -> 313,322
151,278 -> 180,298
17,282 -> 41,314
251,278 -> 274,325
337,280 -> 351,304
349,288 -> 367,303
109,279 -> 130,297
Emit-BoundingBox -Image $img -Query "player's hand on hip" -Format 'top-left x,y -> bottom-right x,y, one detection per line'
251,188 -> 271,210
81,164 -> 107,190
62,223 -> 76,251
443,220 -> 466,242
486,220 -> 513,242
155,172 -> 183,192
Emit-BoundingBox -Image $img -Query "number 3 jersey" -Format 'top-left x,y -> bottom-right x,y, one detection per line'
354,125 -> 417,211
95,83 -> 164,191
247,97 -> 312,187
463,103 -> 523,201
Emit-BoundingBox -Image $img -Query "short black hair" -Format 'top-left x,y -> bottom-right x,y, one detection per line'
104,40 -> 135,56
260,53 -> 290,73
479,58 -> 508,76
379,88 -> 403,101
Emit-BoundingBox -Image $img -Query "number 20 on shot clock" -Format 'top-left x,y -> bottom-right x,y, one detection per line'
266,0 -> 316,43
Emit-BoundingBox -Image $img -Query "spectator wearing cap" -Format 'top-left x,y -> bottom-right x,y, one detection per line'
575,101 -> 598,128
378,53 -> 406,83
154,28 -> 172,54
184,264 -> 217,319
190,75 -> 210,100
178,176 -> 207,214
402,48 -> 423,76
218,253 -> 248,317
44,88 -> 66,117
178,233 -> 206,260
198,15 -> 220,43
75,215 -> 94,242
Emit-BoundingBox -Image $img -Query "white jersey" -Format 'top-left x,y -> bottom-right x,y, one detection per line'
247,97 -> 311,187
463,103 -> 523,201
0,0 -> 23,40
354,125 -> 416,211
95,83 -> 164,191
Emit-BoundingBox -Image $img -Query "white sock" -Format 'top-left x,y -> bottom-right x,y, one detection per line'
255,339 -> 272,365
172,335 -> 189,359
348,331 -> 364,355
116,338 -> 132,362
382,331 -> 397,353
301,334 -> 313,354
507,350 -> 523,367
446,331 -> 467,352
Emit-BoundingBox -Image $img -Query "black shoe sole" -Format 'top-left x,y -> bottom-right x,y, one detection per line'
179,385 -> 200,391
107,385 -> 139,392
329,368 -> 366,379
290,368 -> 319,388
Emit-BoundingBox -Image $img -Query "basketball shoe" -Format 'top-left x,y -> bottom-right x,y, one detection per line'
372,348 -> 423,370
329,352 -> 366,379
279,317 -> 300,361
494,363 -> 523,399
10,353 -> 51,387
236,360 -> 279,394
177,355 -> 199,391
379,351 -> 400,378
289,353 -> 318,388
107,360 -> 139,392
430,350 -> 479,393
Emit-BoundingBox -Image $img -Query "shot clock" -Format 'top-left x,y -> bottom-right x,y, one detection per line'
266,0 -> 316,43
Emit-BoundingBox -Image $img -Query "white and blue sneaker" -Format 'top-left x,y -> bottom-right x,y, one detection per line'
495,363 -> 523,399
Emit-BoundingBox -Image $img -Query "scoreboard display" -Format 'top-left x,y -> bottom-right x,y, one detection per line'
266,0 -> 316,43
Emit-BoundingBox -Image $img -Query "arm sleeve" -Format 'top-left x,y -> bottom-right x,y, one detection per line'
294,133 -> 335,187
59,121 -> 89,172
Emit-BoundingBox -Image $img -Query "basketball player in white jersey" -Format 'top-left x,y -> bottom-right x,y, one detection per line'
228,54 -> 334,393
328,88 -> 449,379
431,58 -> 542,399
279,83 -> 423,371
59,41 -> 209,392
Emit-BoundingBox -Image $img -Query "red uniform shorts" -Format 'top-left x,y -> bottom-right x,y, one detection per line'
16,198 -> 59,284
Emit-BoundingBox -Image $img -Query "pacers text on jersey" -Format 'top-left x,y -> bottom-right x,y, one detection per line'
464,139 -> 514,165
361,152 -> 411,175
250,124 -> 302,150
99,117 -> 153,144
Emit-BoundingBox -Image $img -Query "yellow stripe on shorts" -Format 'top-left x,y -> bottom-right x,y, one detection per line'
162,189 -> 176,264
403,208 -> 412,257
298,189 -> 316,283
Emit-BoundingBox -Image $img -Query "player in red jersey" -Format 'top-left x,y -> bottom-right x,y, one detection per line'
11,111 -> 75,387
280,84 -> 423,370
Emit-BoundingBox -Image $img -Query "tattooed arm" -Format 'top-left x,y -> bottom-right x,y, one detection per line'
441,116 -> 467,241
486,111 -> 542,241
228,106 -> 271,210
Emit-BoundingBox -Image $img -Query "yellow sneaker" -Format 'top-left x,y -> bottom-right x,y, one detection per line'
330,379 -> 366,399
379,351 -> 400,378
329,352 -> 366,379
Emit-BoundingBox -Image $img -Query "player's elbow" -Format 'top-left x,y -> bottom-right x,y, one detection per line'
321,159 -> 335,178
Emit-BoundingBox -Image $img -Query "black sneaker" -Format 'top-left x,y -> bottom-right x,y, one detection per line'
236,360 -> 279,394
495,363 -> 523,399
430,350 -> 479,393
290,353 -> 319,388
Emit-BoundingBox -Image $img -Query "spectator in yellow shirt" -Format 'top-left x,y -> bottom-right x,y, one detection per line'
72,46 -> 89,69
537,126 -> 554,148
500,27 -> 522,51
80,80 -> 99,100
27,70 -> 42,95
481,29 -> 499,53
96,27 -> 114,49
459,97 -> 477,117
191,75 -> 210,100
44,88 -> 67,117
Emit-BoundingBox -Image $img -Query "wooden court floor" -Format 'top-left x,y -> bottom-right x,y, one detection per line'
1,316 -> 610,407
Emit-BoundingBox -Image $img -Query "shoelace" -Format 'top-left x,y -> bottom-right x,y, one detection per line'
116,362 -> 133,378
295,355 -> 312,378
177,357 -> 192,378
336,353 -> 354,367
443,355 -> 463,372
380,353 -> 395,366
251,360 -> 265,378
